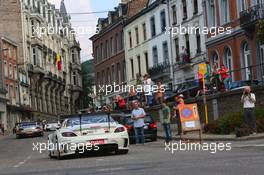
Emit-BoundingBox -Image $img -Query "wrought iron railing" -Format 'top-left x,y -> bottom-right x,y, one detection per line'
240,4 -> 264,28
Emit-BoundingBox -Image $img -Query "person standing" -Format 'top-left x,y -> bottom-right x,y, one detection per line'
161,100 -> 172,143
172,94 -> 185,135
155,80 -> 164,105
241,86 -> 257,134
132,101 -> 146,144
143,74 -> 153,107
219,64 -> 231,91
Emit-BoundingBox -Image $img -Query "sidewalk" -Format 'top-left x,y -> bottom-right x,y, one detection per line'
157,131 -> 264,141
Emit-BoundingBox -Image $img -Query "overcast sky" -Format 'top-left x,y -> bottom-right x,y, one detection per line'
48,0 -> 120,62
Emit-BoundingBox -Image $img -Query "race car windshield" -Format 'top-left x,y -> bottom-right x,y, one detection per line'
18,123 -> 37,128
66,115 -> 115,127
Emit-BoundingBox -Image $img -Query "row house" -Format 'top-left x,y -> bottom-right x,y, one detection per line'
1,37 -> 20,130
90,1 -> 128,105
204,0 -> 264,82
125,0 -> 173,86
0,0 -> 82,130
170,0 -> 207,87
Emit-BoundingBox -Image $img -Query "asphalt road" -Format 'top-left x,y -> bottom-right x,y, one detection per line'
0,133 -> 264,175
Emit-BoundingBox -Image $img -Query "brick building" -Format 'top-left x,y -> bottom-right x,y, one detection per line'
90,2 -> 128,105
1,37 -> 21,129
204,0 -> 264,82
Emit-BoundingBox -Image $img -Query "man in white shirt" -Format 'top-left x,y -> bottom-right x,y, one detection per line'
241,86 -> 257,134
143,74 -> 153,107
131,101 -> 146,144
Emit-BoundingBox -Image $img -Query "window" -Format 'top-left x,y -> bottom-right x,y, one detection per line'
117,63 -> 121,84
196,29 -> 201,53
174,38 -> 180,62
112,65 -> 115,82
110,37 -> 113,55
172,5 -> 177,24
130,59 -> 134,79
221,0 -> 229,24
208,0 -> 216,27
160,10 -> 166,32
150,16 -> 156,37
4,61 -> 8,77
241,42 -> 251,80
73,72 -> 77,85
238,0 -> 248,12
142,23 -> 147,41
100,43 -> 103,61
185,34 -> 190,55
162,42 -> 169,63
72,50 -> 76,63
152,46 -> 158,66
128,31 -> 132,48
105,40 -> 109,58
135,27 -> 139,45
107,67 -> 111,84
224,47 -> 233,79
137,55 -> 141,76
14,66 -> 17,80
210,51 -> 219,67
182,0 -> 188,20
9,64 -> 13,78
114,33 -> 118,53
120,31 -> 124,50
31,20 -> 35,36
193,0 -> 198,15
32,47 -> 37,65
145,52 -> 149,72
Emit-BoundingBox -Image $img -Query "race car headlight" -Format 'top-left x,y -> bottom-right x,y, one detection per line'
61,132 -> 77,137
114,127 -> 125,133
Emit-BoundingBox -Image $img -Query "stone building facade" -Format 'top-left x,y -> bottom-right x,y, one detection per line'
169,0 -> 207,88
0,0 -> 82,126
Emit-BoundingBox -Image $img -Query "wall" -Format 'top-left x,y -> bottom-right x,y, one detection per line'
146,86 -> 264,124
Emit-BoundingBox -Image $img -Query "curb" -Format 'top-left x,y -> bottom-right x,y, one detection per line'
157,134 -> 264,142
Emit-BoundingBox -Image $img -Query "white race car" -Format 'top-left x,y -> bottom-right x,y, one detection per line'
48,113 -> 129,159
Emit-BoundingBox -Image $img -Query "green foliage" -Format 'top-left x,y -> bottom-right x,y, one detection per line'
81,60 -> 95,108
257,19 -> 264,44
205,108 -> 264,134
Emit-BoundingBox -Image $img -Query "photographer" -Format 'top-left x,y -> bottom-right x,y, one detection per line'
241,86 -> 257,134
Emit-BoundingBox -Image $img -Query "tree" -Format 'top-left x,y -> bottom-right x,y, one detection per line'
81,60 -> 95,108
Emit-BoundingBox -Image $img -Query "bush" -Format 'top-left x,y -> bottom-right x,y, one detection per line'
205,108 -> 264,134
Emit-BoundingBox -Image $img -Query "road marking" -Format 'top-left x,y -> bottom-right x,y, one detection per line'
13,156 -> 31,168
97,167 -> 124,172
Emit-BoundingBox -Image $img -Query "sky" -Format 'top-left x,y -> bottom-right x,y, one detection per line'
48,0 -> 120,62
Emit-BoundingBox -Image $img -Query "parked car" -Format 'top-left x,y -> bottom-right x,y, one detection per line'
45,121 -> 61,131
230,80 -> 259,91
15,122 -> 44,139
111,112 -> 157,143
48,113 -> 129,159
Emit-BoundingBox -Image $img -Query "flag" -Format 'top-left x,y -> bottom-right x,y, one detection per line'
56,53 -> 62,71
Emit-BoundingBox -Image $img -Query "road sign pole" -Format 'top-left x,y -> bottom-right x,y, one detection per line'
202,75 -> 209,125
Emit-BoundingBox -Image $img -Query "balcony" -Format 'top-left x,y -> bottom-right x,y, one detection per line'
174,55 -> 193,71
148,61 -> 170,80
27,64 -> 45,75
240,4 -> 264,29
